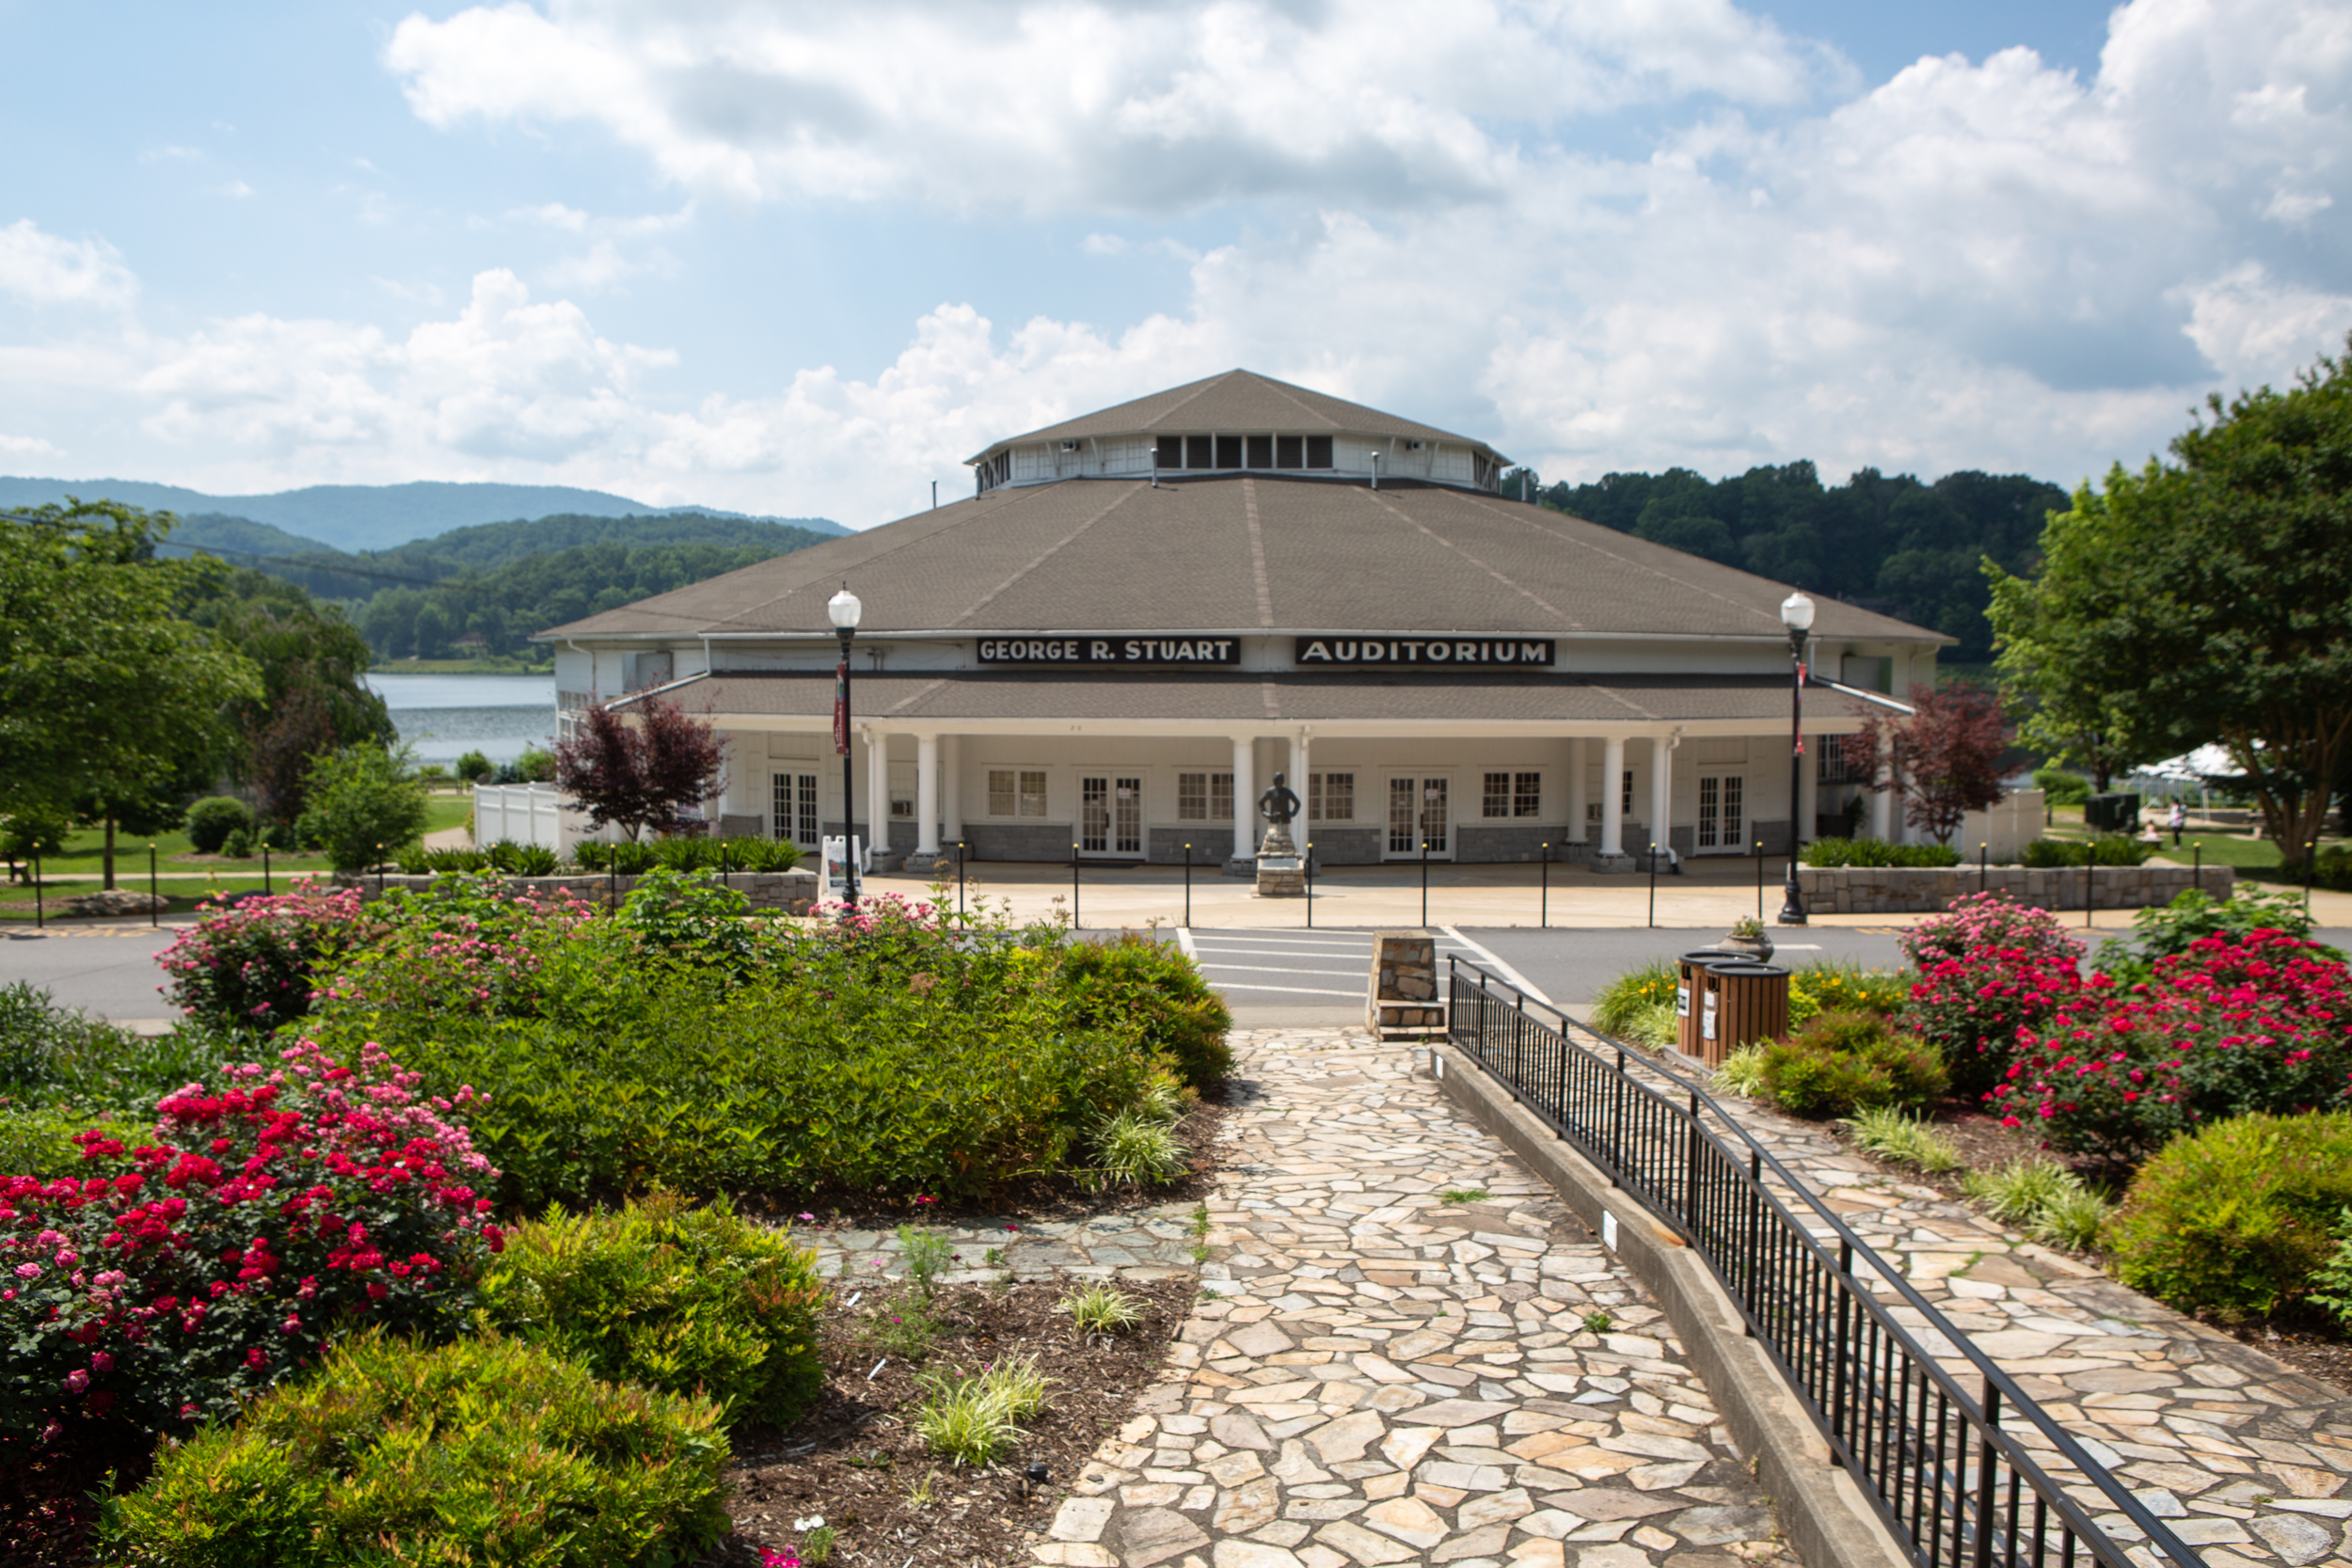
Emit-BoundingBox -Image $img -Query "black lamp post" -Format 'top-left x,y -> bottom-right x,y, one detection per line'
829,582 -> 864,908
1777,589 -> 1815,925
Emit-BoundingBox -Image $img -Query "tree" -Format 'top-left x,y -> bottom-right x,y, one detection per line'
1840,687 -> 2009,846
0,500 -> 262,881
553,696 -> 725,841
299,742 -> 430,872
1986,337 -> 2352,868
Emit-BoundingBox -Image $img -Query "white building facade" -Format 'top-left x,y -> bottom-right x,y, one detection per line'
542,372 -> 1937,871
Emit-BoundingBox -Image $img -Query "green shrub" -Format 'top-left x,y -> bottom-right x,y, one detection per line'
1802,837 -> 1963,868
1788,960 -> 1908,1023
2031,767 -> 2092,806
2023,834 -> 2152,868
2308,1212 -> 2352,1330
484,839 -> 563,876
0,980 -> 232,1117
455,748 -> 494,783
1593,959 -> 1676,1037
2317,845 -> 2352,894
2095,886 -> 2339,983
219,826 -> 256,859
2106,1113 -> 2352,1317
0,1104 -> 103,1176
1755,1010 -> 1947,1118
1057,932 -> 1232,1090
300,741 -> 431,872
184,796 -> 252,854
478,1193 -> 827,1427
101,1330 -> 731,1567
576,838 -> 661,874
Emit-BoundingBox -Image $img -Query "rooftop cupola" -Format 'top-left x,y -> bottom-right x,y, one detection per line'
963,368 -> 1509,496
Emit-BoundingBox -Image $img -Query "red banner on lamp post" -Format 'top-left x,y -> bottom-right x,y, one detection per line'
833,662 -> 849,754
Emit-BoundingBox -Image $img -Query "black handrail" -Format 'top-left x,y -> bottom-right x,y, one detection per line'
1443,955 -> 2203,1568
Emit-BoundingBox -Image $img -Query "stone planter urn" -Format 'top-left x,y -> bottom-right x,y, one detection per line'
1720,924 -> 1774,962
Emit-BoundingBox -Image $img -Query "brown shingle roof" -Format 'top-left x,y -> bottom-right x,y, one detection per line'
538,473 -> 1943,645
965,369 -> 1501,465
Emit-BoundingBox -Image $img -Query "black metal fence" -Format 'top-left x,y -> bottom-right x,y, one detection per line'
1443,956 -> 2202,1568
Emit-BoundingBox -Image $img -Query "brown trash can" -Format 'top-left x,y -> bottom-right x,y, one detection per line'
1675,951 -> 1733,1058
1699,962 -> 1790,1067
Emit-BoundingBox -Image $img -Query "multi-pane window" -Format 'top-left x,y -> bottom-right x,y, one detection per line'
771,772 -> 818,847
1622,769 -> 1634,815
1481,771 -> 1543,818
1818,743 -> 1854,784
1308,772 -> 1353,822
988,768 -> 1048,816
1178,771 -> 1236,821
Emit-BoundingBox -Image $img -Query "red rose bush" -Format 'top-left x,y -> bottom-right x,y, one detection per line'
0,1037 -> 500,1446
1993,932 -> 2352,1162
1899,895 -> 2086,1093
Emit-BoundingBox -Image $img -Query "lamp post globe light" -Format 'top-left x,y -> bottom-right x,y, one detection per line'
1778,590 -> 1815,926
828,583 -> 864,908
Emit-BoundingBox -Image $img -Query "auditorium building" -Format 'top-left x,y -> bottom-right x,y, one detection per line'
539,371 -> 1941,872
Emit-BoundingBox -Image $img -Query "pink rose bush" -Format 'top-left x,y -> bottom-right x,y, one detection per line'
1993,932 -> 2352,1162
1899,895 -> 2087,1094
0,1037 -> 500,1443
157,884 -> 369,1032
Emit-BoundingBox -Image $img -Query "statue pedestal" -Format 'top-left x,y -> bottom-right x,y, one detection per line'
1255,824 -> 1306,896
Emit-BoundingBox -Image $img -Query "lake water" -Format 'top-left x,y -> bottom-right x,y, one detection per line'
366,673 -> 556,765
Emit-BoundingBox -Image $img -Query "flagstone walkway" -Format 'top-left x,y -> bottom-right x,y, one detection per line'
1030,1028 -> 1793,1568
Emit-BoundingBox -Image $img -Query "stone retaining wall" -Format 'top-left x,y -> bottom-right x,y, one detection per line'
337,870 -> 821,912
1797,863 -> 2233,914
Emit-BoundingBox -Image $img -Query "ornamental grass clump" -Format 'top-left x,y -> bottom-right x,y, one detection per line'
477,1192 -> 827,1427
101,1329 -> 731,1568
1992,932 -> 2352,1162
0,1037 -> 501,1444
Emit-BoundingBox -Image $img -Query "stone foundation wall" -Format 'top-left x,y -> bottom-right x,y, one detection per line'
1796,863 -> 2235,914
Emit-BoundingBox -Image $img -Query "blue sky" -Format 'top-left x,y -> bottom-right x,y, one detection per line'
2,0 -> 2346,528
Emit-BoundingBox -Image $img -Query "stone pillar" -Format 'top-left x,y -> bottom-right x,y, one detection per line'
1797,731 -> 1819,845
1566,736 -> 1588,844
1597,735 -> 1630,871
1231,735 -> 1257,868
941,735 -> 963,847
915,734 -> 940,856
1650,733 -> 1677,865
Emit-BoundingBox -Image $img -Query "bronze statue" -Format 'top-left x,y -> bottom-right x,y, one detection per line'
1259,771 -> 1301,827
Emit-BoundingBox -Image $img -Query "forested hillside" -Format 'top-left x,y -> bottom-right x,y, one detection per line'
1527,463 -> 2067,659
157,511 -> 837,660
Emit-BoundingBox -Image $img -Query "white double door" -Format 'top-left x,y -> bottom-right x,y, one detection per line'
1694,772 -> 1745,854
1079,774 -> 1144,858
1386,775 -> 1452,859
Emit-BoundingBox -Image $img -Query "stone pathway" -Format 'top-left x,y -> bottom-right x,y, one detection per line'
1677,1064 -> 2352,1568
806,1203 -> 1202,1287
1033,1028 -> 1792,1568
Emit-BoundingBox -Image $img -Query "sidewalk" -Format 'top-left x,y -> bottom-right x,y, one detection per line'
1036,1028 -> 1792,1568
852,859 -> 2352,933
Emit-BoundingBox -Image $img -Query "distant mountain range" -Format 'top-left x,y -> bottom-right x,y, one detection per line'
0,477 -> 846,552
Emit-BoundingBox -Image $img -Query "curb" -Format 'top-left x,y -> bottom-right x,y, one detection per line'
1425,1038 -> 1910,1568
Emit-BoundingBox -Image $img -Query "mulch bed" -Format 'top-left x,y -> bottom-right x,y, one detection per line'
706,1273 -> 1196,1567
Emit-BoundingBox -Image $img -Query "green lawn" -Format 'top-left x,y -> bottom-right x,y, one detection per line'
367,656 -> 553,675
13,796 -> 472,879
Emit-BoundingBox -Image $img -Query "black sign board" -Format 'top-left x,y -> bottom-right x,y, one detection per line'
1295,637 -> 1554,667
977,636 -> 1242,665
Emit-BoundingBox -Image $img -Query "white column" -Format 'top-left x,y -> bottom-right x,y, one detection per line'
1232,736 -> 1256,862
866,728 -> 889,854
1289,730 -> 1310,801
1650,733 -> 1677,863
1599,736 -> 1626,857
1871,776 -> 1896,844
915,734 -> 940,855
1566,736 -> 1588,844
1797,732 -> 1820,847
941,736 -> 963,846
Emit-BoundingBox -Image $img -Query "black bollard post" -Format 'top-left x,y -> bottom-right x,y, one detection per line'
32,849 -> 41,929
1979,841 -> 1988,894
2193,841 -> 2202,897
149,843 -> 159,927
1755,837 -> 1763,921
1072,843 -> 1080,930
262,842 -> 272,896
1540,843 -> 1549,929
1183,843 -> 1191,928
609,854 -> 617,914
1306,840 -> 1314,929
1647,842 -> 1658,929
1421,839 -> 1430,927
376,844 -> 387,900
720,838 -> 730,895
957,840 -> 966,919
2083,841 -> 2092,928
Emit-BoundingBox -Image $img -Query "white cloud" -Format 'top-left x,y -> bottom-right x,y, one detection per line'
385,0 -> 1840,213
0,221 -> 139,311
0,432 -> 62,460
